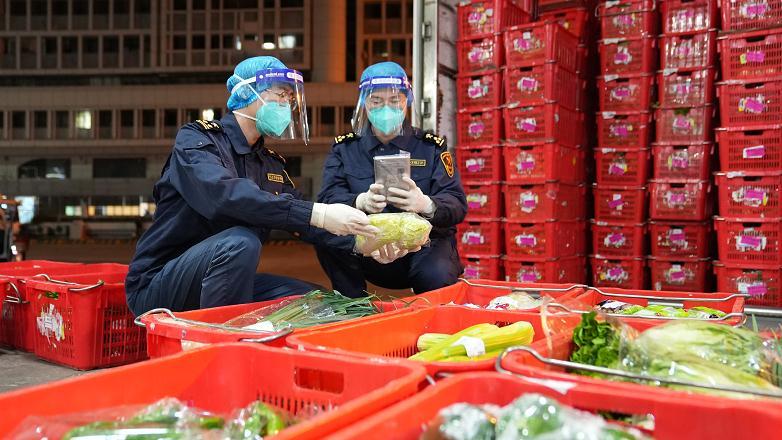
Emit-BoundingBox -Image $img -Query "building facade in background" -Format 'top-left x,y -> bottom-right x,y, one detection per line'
0,0 -> 412,238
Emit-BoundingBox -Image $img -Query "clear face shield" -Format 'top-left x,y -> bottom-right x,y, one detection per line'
352,76 -> 418,137
231,68 -> 310,144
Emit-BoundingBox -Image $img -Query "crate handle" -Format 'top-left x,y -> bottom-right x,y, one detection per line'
546,302 -> 745,323
495,345 -> 782,399
3,282 -> 27,305
458,279 -> 587,297
588,287 -> 750,303
17,273 -> 53,285
133,307 -> 294,340
68,280 -> 105,292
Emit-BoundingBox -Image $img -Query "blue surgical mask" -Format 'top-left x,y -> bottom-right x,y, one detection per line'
368,106 -> 405,135
256,101 -> 292,137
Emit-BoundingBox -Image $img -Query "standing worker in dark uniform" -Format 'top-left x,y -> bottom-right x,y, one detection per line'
316,62 -> 467,298
126,57 -> 414,316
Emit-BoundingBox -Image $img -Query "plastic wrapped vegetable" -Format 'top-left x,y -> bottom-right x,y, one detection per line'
225,401 -> 291,439
355,212 -> 433,253
420,403 -> 498,440
487,293 -> 542,311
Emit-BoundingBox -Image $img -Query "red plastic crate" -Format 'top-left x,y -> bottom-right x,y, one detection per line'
597,111 -> 653,149
539,8 -> 591,44
503,103 -> 583,147
597,0 -> 658,39
591,220 -> 647,258
714,261 -> 782,307
456,107 -> 502,146
649,256 -> 711,292
456,70 -> 503,110
715,171 -> 782,218
26,274 -> 145,370
457,220 -> 503,256
457,0 -> 531,40
0,260 -> 82,273
649,179 -> 712,221
718,79 -> 782,129
594,147 -> 651,186
593,184 -> 648,222
599,36 -> 657,75
456,145 -> 503,182
721,0 -> 782,32
457,34 -> 504,74
652,143 -> 712,180
590,255 -> 647,289
716,125 -> 782,172
715,217 -> 782,265
538,0 -> 593,12
597,74 -> 654,112
504,256 -> 587,284
655,106 -> 715,144
504,22 -> 581,73
464,182 -> 502,219
504,220 -> 585,259
719,29 -> 782,81
658,68 -> 717,108
650,221 -> 712,258
460,256 -> 503,280
660,31 -> 717,71
662,0 -> 719,34
503,142 -> 586,184
504,182 -> 586,221
504,63 -> 584,110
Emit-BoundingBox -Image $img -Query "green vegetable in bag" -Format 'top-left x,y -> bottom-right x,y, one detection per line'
355,212 -> 432,253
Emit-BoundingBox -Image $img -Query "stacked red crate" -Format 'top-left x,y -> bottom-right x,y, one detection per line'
591,0 -> 658,290
500,17 -> 590,284
714,0 -> 782,306
456,0 -> 534,280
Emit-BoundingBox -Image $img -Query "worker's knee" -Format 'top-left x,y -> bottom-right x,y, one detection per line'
213,226 -> 262,271
410,257 -> 461,293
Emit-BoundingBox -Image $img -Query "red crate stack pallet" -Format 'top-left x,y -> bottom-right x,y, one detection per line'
456,0 -> 535,281
591,0 -> 658,290
714,0 -> 782,307
648,0 -> 718,292
500,13 -> 591,284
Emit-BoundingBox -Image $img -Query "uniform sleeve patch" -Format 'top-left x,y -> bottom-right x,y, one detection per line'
440,151 -> 455,178
195,120 -> 222,131
424,133 -> 446,148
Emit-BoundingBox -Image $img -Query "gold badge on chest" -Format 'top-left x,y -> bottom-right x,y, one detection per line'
267,173 -> 285,183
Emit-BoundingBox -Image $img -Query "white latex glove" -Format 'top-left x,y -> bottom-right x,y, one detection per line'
372,243 -> 424,264
311,203 -> 379,238
386,177 -> 435,217
355,183 -> 387,213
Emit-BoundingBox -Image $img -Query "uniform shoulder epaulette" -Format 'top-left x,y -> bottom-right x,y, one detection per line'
334,132 -> 359,144
422,132 -> 446,148
193,119 -> 222,132
264,147 -> 286,164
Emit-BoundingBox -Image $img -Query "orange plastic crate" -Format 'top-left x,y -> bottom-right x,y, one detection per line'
715,217 -> 782,265
599,36 -> 657,75
504,63 -> 584,110
716,125 -> 782,172
655,106 -> 715,144
719,29 -> 782,81
503,142 -> 585,184
714,261 -> 782,307
597,74 -> 654,112
650,220 -> 712,258
598,0 -> 657,39
464,182 -> 503,220
649,179 -> 712,221
649,256 -> 712,292
457,220 -> 503,256
652,143 -> 713,180
597,111 -> 653,149
721,0 -> 782,33
460,256 -> 503,281
457,0 -> 531,40
503,103 -> 583,147
593,184 -> 648,222
504,21 -> 581,72
591,220 -> 647,258
715,172 -> 782,218
457,34 -> 504,74
660,30 -> 717,71
504,256 -> 587,284
658,68 -> 716,108
456,145 -> 503,182
457,107 -> 503,147
539,8 -> 592,44
590,255 -> 647,289
504,182 -> 586,221
662,0 -> 719,34
504,220 -> 585,259
0,344 -> 426,440
456,70 -> 503,110
718,79 -> 782,129
594,147 -> 651,186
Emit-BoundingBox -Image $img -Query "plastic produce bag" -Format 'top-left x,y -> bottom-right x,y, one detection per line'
374,152 -> 411,197
355,212 -> 433,253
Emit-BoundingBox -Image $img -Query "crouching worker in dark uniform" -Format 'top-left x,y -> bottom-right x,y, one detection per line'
316,62 -> 467,298
126,57 -> 417,316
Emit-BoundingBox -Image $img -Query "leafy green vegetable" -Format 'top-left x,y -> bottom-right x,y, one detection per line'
569,312 -> 620,371
356,212 -> 432,252
227,401 -> 288,438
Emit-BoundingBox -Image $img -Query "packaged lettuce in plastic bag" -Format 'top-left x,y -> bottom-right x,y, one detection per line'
355,212 -> 433,253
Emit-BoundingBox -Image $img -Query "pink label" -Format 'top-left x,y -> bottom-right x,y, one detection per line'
677,45 -> 691,58
675,83 -> 692,97
519,77 -> 539,92
608,162 -> 627,175
669,270 -> 686,282
468,201 -> 483,209
464,267 -> 480,278
518,236 -> 536,247
746,3 -> 769,17
669,231 -> 687,242
748,283 -> 768,296
516,37 -> 532,51
467,84 -> 486,99
671,156 -> 689,169
678,9 -> 695,19
520,159 -> 535,171
614,51 -> 630,64
608,267 -> 625,278
745,188 -> 767,202
612,124 -> 630,138
667,192 -> 687,206
673,116 -> 692,130
608,233 -> 625,244
468,122 -> 485,137
744,145 -> 766,159
522,198 -> 537,208
747,51 -> 766,63
468,47 -> 486,63
521,271 -> 538,282
466,158 -> 484,173
608,197 -> 624,209
521,119 -> 537,133
613,86 -> 631,98
740,235 -> 762,247
618,14 -> 634,26
467,234 -> 484,245
744,98 -> 765,113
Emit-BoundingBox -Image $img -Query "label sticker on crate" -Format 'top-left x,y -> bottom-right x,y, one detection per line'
467,79 -> 489,99
673,115 -> 694,132
516,152 -> 536,173
674,83 -> 693,99
614,46 -> 633,65
608,194 -> 625,210
738,280 -> 768,297
516,268 -> 541,283
665,191 -> 688,207
465,157 -> 486,173
666,265 -> 690,284
605,232 -> 627,248
610,123 -> 632,138
743,145 -> 766,159
467,193 -> 488,209
737,234 -> 768,251
667,228 -> 689,249
468,46 -> 491,64
36,303 -> 65,343
741,51 -> 766,64
741,2 -> 770,19
467,7 -> 493,26
601,266 -> 628,283
468,120 -> 486,138
513,33 -> 540,53
668,151 -> 691,170
739,95 -> 766,114
464,266 -> 480,279
517,117 -> 538,133
519,192 -> 539,213
463,231 -> 486,245
518,77 -> 540,92
515,234 -> 537,248
608,158 -> 629,175
732,187 -> 769,207
611,85 -> 634,101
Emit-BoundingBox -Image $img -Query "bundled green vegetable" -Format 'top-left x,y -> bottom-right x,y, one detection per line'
225,290 -> 379,330
410,322 -> 534,363
355,212 -> 433,253
570,312 -> 621,371
596,300 -> 726,319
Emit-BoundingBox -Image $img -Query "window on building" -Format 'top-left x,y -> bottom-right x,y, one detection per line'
98,110 -> 113,138
11,111 -> 26,140
0,112 -> 5,139
20,37 -> 37,70
113,0 -> 130,28
83,36 -> 99,68
10,1 -> 27,31
342,106 -> 354,132
135,0 -> 151,28
173,35 -> 187,50
193,0 -> 207,8
52,0 -> 68,30
120,110 -> 135,138
192,35 -> 206,50
141,110 -> 156,138
76,110 -> 93,138
62,36 -> 77,68
93,158 -> 147,178
285,156 -> 302,177
93,0 -> 109,29
185,109 -> 199,122
173,0 -> 188,10
33,111 -> 49,139
386,0 -> 402,33
42,37 -> 57,68
122,35 -> 140,67
1,37 -> 17,69
364,1 -> 382,34
30,0 -> 47,30
55,111 -> 69,138
103,36 -> 119,68
18,159 -> 71,179
319,106 -> 336,136
163,109 -> 178,137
